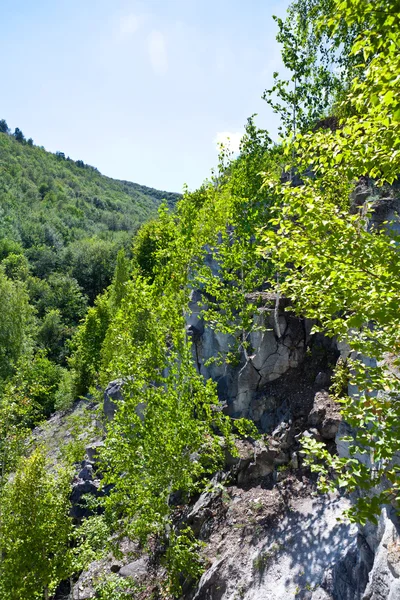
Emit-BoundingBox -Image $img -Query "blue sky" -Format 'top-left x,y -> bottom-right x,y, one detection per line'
2,0 -> 290,192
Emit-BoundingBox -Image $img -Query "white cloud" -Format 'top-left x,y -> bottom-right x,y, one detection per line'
119,14 -> 142,36
214,131 -> 242,153
148,30 -> 168,75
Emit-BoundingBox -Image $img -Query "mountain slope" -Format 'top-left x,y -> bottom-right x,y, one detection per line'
0,131 -> 179,251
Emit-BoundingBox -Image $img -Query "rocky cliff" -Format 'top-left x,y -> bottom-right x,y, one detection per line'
52,181 -> 400,600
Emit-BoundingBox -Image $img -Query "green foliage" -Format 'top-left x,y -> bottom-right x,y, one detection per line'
32,272 -> 88,326
132,207 -> 176,281
99,275 -> 233,541
72,515 -> 111,571
2,351 -> 63,423
263,0 -> 349,135
69,292 -> 112,397
64,238 -> 119,303
109,248 -> 130,309
0,129 -> 179,366
165,528 -> 205,596
93,573 -> 139,600
0,271 -> 34,381
53,367 -> 76,411
0,130 -> 179,259
259,0 -> 400,522
0,447 -> 73,600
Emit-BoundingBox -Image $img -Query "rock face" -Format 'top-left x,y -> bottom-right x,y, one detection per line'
323,507 -> 400,600
334,179 -> 400,600
187,290 -> 311,418
67,183 -> 400,599
191,486 -> 357,600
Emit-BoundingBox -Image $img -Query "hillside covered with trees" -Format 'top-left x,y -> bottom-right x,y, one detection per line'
0,0 -> 399,598
0,127 -> 179,413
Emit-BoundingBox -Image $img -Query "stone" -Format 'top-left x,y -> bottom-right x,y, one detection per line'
271,420 -> 293,449
103,378 -> 145,421
192,557 -> 227,600
187,287 -> 308,417
78,462 -> 93,481
119,556 -> 148,580
103,378 -> 125,420
308,391 -> 341,440
85,441 -> 104,463
186,474 -> 224,536
314,371 -> 330,388
291,452 -> 299,470
237,440 -> 275,484
70,479 -> 103,520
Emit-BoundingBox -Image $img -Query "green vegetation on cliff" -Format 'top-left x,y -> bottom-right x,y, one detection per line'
0,0 -> 399,597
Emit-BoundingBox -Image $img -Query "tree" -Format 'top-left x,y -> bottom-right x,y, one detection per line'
258,0 -> 400,523
110,248 -> 130,308
0,119 -> 9,134
13,127 -> 25,143
0,447 -> 73,600
69,292 -> 111,396
5,351 -> 63,421
65,238 -> 118,303
262,0 -> 361,137
0,272 -> 34,381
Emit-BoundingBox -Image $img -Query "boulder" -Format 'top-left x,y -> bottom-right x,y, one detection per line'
308,391 -> 341,440
119,556 -> 148,581
70,479 -> 102,520
85,441 -> 104,463
78,460 -> 94,481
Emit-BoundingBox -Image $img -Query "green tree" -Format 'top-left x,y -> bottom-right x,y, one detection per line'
110,248 -> 130,309
69,293 -> 111,396
65,238 -> 118,303
0,120 -> 9,134
5,351 -> 63,420
0,272 -> 34,381
13,127 -> 25,144
0,447 -> 73,600
262,0 -> 362,136
258,0 -> 400,523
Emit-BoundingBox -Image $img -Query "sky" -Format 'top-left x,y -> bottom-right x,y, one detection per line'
1,0 -> 291,192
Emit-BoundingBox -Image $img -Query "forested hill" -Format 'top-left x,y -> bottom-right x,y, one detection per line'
0,128 -> 178,245
0,127 -> 179,302
0,125 -> 180,386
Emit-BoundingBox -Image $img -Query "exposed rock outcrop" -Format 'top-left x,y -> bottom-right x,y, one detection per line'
187,290 -> 312,419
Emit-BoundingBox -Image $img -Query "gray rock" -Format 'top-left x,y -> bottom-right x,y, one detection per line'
237,440 -> 275,484
103,378 -> 125,420
103,378 -> 146,421
187,288 -> 309,418
361,510 -> 400,600
78,461 -> 93,481
119,556 -> 148,580
192,557 -> 227,600
314,371 -> 330,388
190,493 -> 357,600
85,441 -> 104,463
308,391 -> 341,440
70,479 -> 103,520
186,475 -> 224,537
